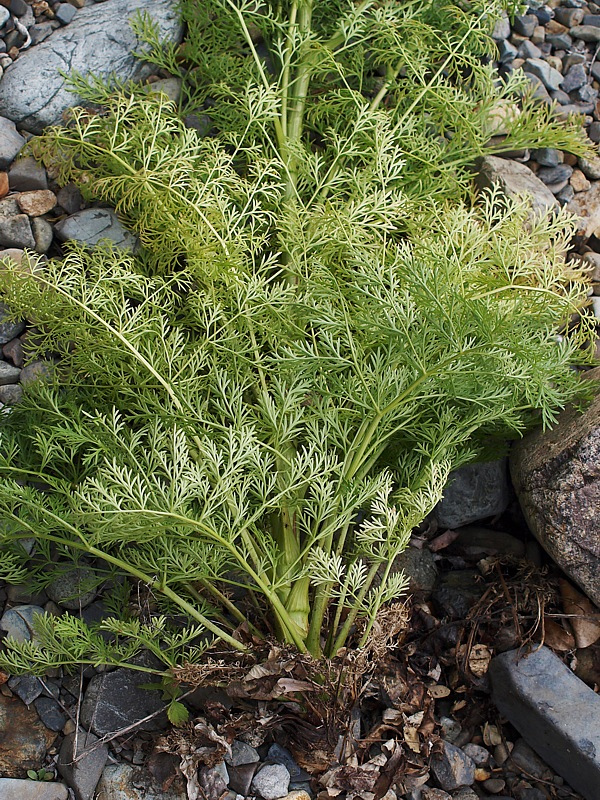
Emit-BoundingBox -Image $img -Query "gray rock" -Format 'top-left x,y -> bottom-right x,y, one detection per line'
578,155 -> 600,181
513,14 -> 538,37
7,674 -> 44,705
492,16 -> 511,40
584,14 -> 600,26
461,743 -> 490,765
95,763 -> 186,800
32,217 -> 54,253
228,762 -> 259,796
81,664 -> 167,736
8,158 -> 48,191
433,459 -> 511,529
523,58 -> 563,91
570,24 -> 600,41
6,583 -> 46,604
0,779 -> 68,800
267,744 -> 311,781
0,214 -> 35,249
421,790 -> 451,800
0,308 -> 25,345
532,148 -> 560,167
554,6 -> 585,26
510,391 -> 600,606
29,23 -> 54,46
518,40 -> 542,60
199,764 -> 228,800
0,360 -> 21,385
497,40 -> 518,63
561,64 -> 587,93
47,566 -> 97,610
536,164 -> 573,193
251,764 -> 291,800
0,0 -> 183,133
57,729 -> 108,800
34,697 -> 67,732
0,117 -> 25,170
55,3 -> 77,25
509,738 -> 553,780
490,647 -> 600,800
392,545 -> 438,594
0,604 -> 45,643
476,156 -> 558,219
430,741 -> 476,791
433,570 -> 485,620
54,208 -> 137,251
56,184 -> 83,215
20,360 -> 54,386
453,527 -> 525,558
225,740 -> 260,767
146,77 -> 182,103
546,32 -> 573,49
0,7 -> 9,27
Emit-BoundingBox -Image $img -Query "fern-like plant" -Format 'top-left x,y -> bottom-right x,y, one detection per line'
0,0 -> 595,671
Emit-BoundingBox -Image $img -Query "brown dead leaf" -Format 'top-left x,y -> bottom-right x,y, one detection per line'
559,579 -> 600,649
274,678 -> 317,694
468,644 -> 492,677
427,685 -> 450,698
543,617 -> 575,651
403,725 -> 421,754
482,722 -> 502,747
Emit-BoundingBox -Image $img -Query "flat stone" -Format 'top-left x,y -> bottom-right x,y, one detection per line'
0,779 -> 68,800
0,0 -> 183,134
34,697 -> 67,732
570,24 -> 600,41
0,116 -> 25,170
513,14 -> 538,37
8,158 -> 48,191
81,663 -> 168,736
0,694 -> 56,777
523,58 -> 563,91
509,739 -> 553,780
0,304 -> 25,344
47,566 -> 97,610
476,156 -> 558,219
7,674 -> 44,705
0,360 -> 21,384
29,22 -> 53,46
54,208 -> 137,251
251,764 -> 291,800
95,763 -> 186,800
57,729 -> 108,800
225,740 -> 260,767
17,190 -> 57,217
0,214 -> 35,249
433,459 -> 511,528
0,603 -> 45,642
510,394 -> 600,605
560,64 -> 587,93
430,741 -> 476,791
490,647 -> 600,800
453,527 -> 526,558
32,217 -> 54,253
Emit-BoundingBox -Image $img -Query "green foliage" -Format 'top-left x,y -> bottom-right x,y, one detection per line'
0,0 -> 596,671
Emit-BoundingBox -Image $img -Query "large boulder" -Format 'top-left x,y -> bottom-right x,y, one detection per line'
0,0 -> 183,134
510,379 -> 600,605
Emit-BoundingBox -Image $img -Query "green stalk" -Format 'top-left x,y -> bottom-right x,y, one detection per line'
328,561 -> 380,656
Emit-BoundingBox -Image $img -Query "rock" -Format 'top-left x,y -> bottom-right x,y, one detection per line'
561,64 -> 587,93
490,647 -> 600,800
29,22 -> 54,46
0,603 -> 45,642
225,740 -> 260,767
0,117 -> 25,169
570,24 -> 600,41
54,208 -> 137,251
7,674 -> 44,705
453,527 -> 526,558
449,790 -> 478,800
509,739 -> 553,781
266,744 -> 310,782
57,729 -> 108,800
34,697 -> 68,732
56,184 -> 83,215
0,779 -> 68,800
421,790 -> 451,800
17,190 -> 57,217
497,39 -> 518,63
523,58 -> 563,91
81,663 -> 168,736
32,217 -> 54,253
0,359 -> 20,384
392,545 -> 438,594
510,393 -> 600,606
146,77 -> 182,103
492,16 -> 511,40
47,566 -> 97,610
20,360 -> 54,386
0,693 -> 56,776
95,763 -> 186,800
433,459 -> 511,528
2,337 -> 23,366
461,744 -> 490,765
198,764 -> 228,800
571,169 -> 591,193
433,570 -> 485,620
536,164 -> 573,193
0,214 -> 35,249
517,40 -> 542,60
578,156 -> 600,181
8,158 -> 48,192
531,148 -> 560,167
566,180 -> 600,237
513,14 -> 538,37
0,0 -> 183,133
554,7 -> 585,26
251,764 -> 291,800
228,763 -> 259,796
430,741 -> 475,791
55,2 -> 77,25
476,156 -> 558,219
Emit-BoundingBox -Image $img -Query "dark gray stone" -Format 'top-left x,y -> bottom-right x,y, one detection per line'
81,664 -> 167,736
432,570 -> 485,620
8,158 -> 48,191
34,697 -> 67,732
554,6 -> 585,26
56,184 -> 83,215
251,764 -> 290,800
523,58 -> 563,91
537,164 -> 573,188
47,566 -> 97,610
32,217 -> 54,254
0,117 -> 25,170
532,148 -> 560,167
546,32 -> 573,49
0,0 -> 183,133
20,360 -> 54,386
583,14 -> 600,25
0,304 -> 25,345
490,647 -> 600,800
95,763 -> 186,800
0,214 -> 35,249
433,458 -> 511,529
513,14 -> 538,37
497,40 -> 518,63
510,392 -> 600,605
8,0 -> 28,16
430,741 -> 476,791
266,743 -> 310,781
518,40 -> 542,60
7,674 -> 43,705
58,729 -> 108,800
29,23 -> 54,46
0,604 -> 45,643
54,209 -> 137,252
392,545 -> 438,594
55,3 -> 77,25
561,64 -> 587,93
225,740 -> 260,767
570,24 -> 600,41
